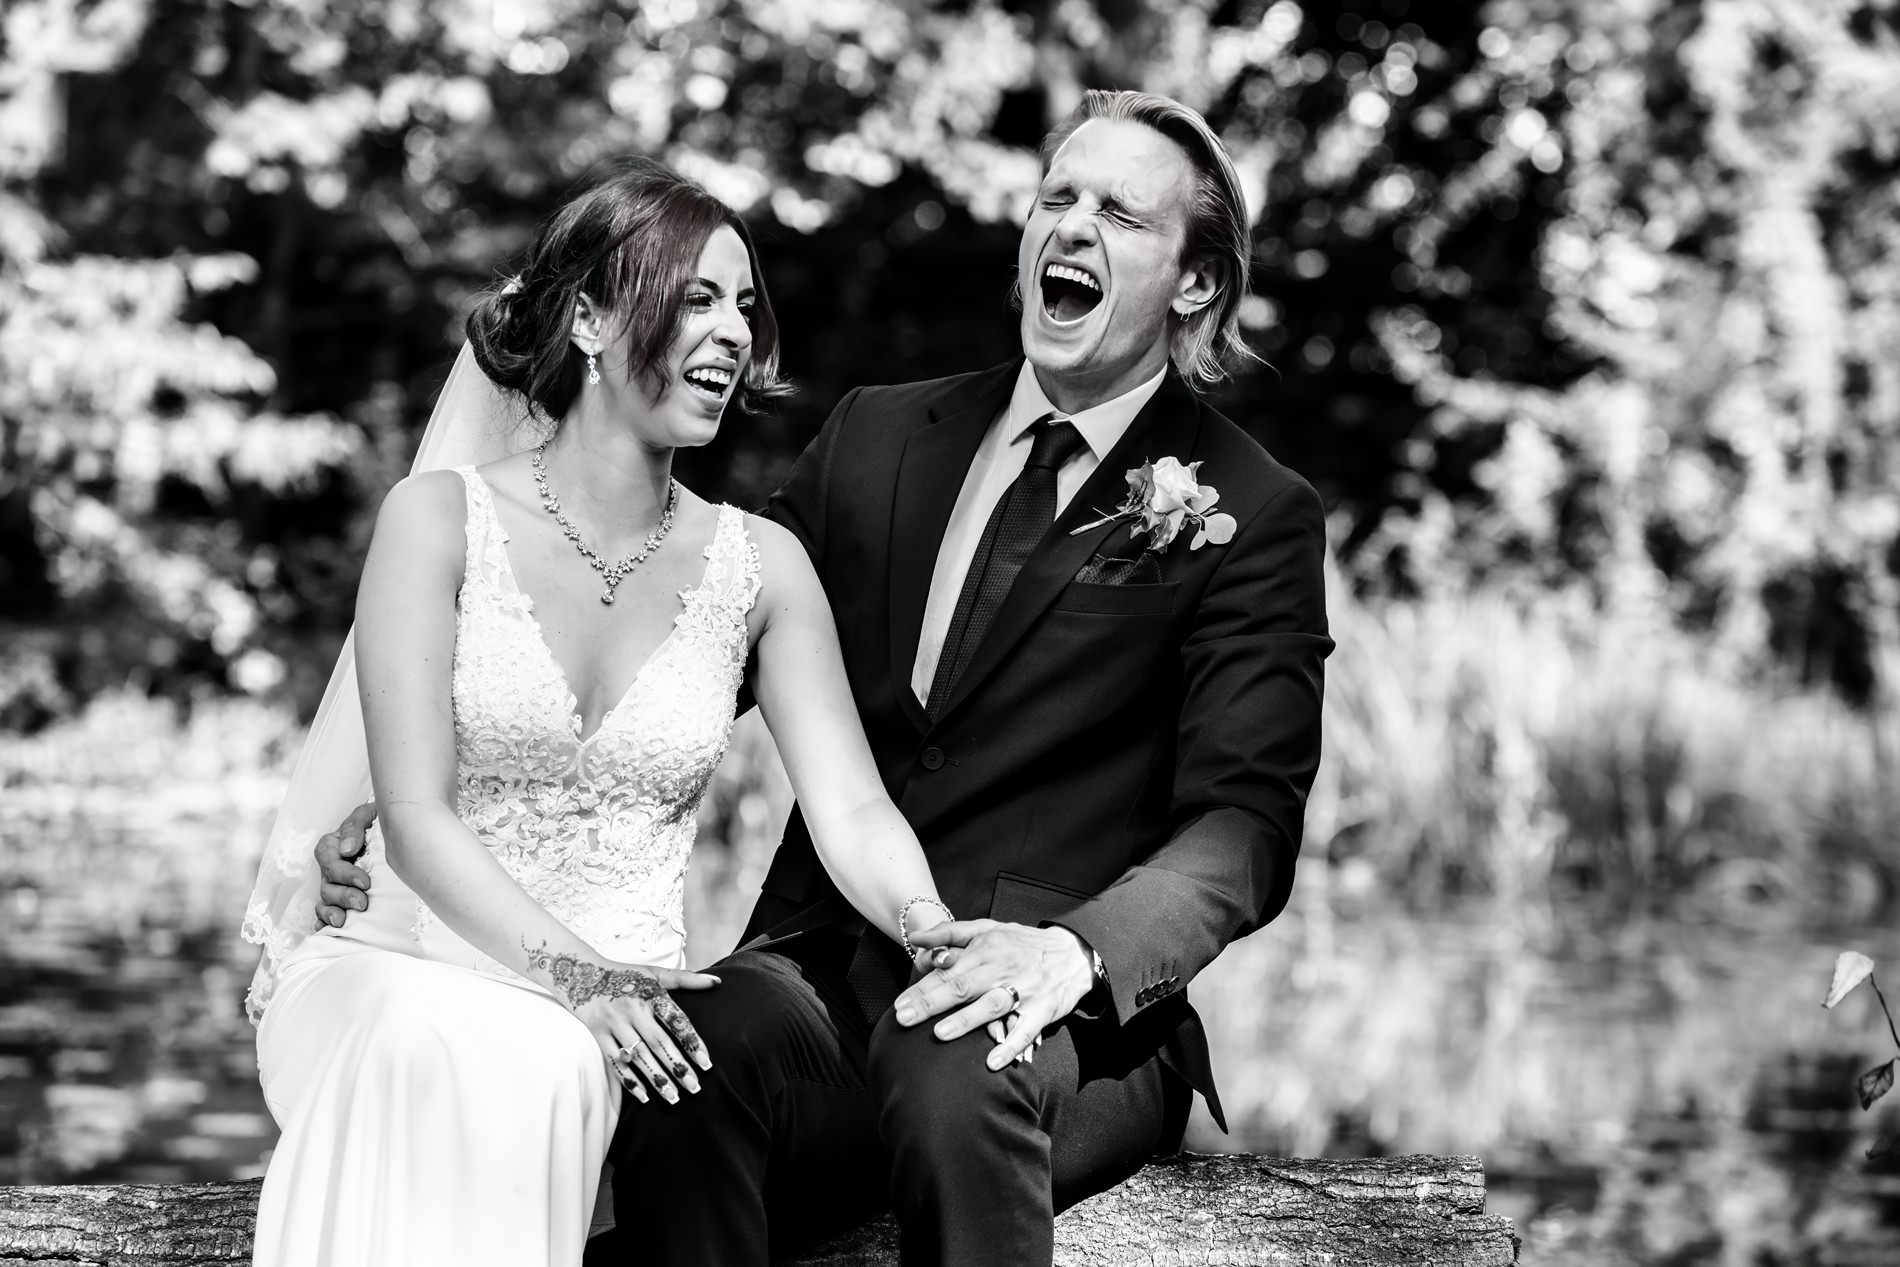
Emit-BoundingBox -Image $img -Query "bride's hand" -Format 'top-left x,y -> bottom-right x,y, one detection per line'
524,946 -> 719,1106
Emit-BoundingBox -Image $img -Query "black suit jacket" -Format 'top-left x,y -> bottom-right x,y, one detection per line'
745,361 -> 1331,1128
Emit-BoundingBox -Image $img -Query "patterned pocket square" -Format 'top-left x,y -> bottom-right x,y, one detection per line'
1075,526 -> 1165,585
1076,552 -> 1162,585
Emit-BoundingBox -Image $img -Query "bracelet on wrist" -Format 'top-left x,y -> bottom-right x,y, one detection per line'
898,896 -> 952,959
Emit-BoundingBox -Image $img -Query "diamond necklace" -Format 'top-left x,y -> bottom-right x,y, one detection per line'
530,439 -> 679,605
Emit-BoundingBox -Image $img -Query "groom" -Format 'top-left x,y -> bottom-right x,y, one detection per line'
320,89 -> 1328,1265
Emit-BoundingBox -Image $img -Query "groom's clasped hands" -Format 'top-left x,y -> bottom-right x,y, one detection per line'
900,920 -> 1098,1071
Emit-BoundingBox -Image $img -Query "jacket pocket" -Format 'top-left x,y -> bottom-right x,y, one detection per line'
988,871 -> 1094,925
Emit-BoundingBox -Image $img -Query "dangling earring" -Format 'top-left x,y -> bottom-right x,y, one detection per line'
586,352 -> 601,386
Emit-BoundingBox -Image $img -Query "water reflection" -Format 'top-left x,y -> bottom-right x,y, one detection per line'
4,708 -> 1899,1262
1,830 -> 277,1183
1184,895 -> 1900,1263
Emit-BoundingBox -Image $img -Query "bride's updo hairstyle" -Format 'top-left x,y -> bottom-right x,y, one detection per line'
465,156 -> 790,424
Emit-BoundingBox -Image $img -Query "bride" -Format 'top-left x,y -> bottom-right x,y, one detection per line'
240,158 -> 952,1266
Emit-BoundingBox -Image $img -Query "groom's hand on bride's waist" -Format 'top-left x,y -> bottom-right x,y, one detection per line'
313,802 -> 377,927
894,920 -> 1098,1071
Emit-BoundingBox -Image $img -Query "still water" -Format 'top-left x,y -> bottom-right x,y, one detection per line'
2,703 -> 1898,1263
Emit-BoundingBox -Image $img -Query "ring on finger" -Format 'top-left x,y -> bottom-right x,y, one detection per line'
996,981 -> 1021,1011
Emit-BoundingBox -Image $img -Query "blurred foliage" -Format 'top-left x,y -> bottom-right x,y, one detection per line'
1359,0 -> 1900,713
1,0 -> 1898,722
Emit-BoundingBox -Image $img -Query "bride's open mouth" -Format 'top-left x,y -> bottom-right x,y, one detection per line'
1040,262 -> 1103,325
681,363 -> 734,403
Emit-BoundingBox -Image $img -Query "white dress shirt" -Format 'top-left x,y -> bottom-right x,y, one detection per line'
909,361 -> 1167,704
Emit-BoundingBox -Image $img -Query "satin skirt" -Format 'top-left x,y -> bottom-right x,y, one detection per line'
251,936 -> 620,1267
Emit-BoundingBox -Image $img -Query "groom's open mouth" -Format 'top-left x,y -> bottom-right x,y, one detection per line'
1040,261 -> 1103,325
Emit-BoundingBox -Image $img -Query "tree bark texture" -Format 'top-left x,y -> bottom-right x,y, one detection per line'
0,1153 -> 1517,1266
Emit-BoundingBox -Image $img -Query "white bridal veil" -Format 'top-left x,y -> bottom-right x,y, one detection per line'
240,343 -> 523,1023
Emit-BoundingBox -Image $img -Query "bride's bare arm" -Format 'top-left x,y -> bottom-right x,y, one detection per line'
355,472 -> 716,1098
746,517 -> 950,948
356,472 -> 599,975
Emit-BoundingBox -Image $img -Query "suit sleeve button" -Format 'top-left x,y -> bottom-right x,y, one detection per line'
920,747 -> 945,770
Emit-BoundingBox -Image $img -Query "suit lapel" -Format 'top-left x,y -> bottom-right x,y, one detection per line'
886,362 -> 1020,733
933,373 -> 1204,725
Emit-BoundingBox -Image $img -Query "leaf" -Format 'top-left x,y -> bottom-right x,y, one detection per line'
1859,1059 -> 1896,1109
1868,1132 -> 1900,1163
1200,512 -> 1238,547
1826,951 -> 1877,1008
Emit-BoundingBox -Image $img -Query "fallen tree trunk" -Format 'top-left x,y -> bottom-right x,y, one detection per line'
0,1153 -> 1517,1265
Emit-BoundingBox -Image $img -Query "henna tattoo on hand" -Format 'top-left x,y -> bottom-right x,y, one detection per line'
624,1042 -> 665,1082
653,995 -> 709,1064
522,940 -> 665,1008
522,940 -> 711,1072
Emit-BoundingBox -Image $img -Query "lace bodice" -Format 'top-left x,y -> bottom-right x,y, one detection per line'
336,467 -> 760,976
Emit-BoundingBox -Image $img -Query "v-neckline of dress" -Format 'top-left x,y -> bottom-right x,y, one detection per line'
468,469 -> 725,746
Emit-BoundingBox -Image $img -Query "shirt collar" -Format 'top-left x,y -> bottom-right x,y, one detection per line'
1002,361 -> 1168,461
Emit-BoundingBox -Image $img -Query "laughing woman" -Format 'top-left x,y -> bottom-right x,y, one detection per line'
243,159 -> 951,1266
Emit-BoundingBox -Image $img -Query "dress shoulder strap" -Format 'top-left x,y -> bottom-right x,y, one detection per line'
450,466 -> 514,595
695,505 -> 763,636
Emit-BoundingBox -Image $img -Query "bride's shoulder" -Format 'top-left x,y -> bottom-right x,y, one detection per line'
379,467 -> 470,518
739,512 -> 806,564
740,513 -> 822,608
368,468 -> 473,556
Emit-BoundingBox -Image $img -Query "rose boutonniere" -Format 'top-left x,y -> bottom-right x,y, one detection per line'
1071,456 -> 1237,551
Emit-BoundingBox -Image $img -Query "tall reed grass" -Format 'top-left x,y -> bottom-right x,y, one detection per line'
1311,572 -> 1897,923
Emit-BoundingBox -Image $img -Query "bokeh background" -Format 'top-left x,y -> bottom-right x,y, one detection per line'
5,0 -> 1900,1260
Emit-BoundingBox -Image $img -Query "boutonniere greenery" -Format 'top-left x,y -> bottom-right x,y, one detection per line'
1071,456 -> 1237,552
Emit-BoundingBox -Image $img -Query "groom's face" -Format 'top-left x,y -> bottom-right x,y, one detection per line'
1017,118 -> 1205,410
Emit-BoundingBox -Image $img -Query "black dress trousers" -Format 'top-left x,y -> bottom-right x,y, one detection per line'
586,933 -> 1190,1267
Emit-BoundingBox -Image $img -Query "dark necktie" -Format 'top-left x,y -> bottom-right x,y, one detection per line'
924,413 -> 1088,719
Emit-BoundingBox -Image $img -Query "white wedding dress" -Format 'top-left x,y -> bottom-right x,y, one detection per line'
251,468 -> 760,1267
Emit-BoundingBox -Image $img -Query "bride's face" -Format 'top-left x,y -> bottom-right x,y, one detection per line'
602,224 -> 757,450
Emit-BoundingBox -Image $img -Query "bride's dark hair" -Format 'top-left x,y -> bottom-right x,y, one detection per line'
465,156 -> 791,423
